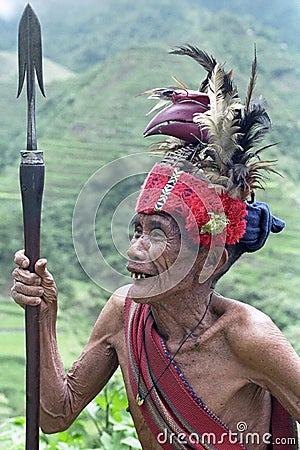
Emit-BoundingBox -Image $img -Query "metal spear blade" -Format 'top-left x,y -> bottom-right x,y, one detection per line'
17,3 -> 45,150
17,3 -> 45,100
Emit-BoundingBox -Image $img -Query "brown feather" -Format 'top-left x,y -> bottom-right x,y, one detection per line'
245,45 -> 257,113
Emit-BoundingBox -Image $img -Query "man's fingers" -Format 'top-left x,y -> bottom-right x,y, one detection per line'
11,286 -> 41,307
14,249 -> 30,269
12,267 -> 41,286
12,254 -> 57,308
14,281 -> 44,298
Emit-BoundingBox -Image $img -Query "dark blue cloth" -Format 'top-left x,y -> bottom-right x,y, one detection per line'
240,202 -> 285,252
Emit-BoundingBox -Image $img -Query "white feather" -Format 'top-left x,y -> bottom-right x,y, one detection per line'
194,64 -> 244,173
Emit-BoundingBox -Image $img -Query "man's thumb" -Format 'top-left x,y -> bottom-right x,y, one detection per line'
34,258 -> 48,277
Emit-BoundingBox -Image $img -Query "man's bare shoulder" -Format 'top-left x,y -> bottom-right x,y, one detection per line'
212,292 -> 297,371
93,284 -> 131,336
213,291 -> 272,324
212,292 -> 280,353
108,284 -> 131,309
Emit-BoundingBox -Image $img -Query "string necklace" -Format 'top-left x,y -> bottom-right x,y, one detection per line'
136,290 -> 214,406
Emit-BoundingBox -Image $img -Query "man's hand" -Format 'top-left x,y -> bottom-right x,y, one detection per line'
11,250 -> 57,311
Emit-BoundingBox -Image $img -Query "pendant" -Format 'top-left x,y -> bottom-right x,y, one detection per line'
136,393 -> 144,406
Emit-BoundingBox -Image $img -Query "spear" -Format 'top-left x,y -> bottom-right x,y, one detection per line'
17,4 -> 46,449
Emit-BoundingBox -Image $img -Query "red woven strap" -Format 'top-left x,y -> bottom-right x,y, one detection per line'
125,296 -> 246,449
271,397 -> 298,449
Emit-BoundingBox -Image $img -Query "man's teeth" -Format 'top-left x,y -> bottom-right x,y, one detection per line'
131,272 -> 148,279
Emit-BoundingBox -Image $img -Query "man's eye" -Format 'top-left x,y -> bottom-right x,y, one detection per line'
133,226 -> 142,238
149,229 -> 167,242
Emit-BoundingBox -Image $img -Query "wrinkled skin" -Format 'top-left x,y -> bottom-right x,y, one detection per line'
11,213 -> 300,450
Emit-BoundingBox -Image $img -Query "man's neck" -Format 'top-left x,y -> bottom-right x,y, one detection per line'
149,283 -> 214,344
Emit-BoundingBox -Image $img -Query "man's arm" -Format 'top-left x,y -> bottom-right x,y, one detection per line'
229,303 -> 300,422
11,251 -> 123,433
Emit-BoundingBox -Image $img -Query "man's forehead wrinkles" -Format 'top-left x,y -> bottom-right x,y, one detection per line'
134,212 -> 173,226
150,220 -> 163,229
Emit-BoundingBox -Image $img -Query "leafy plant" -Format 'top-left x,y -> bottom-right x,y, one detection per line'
0,371 -> 141,449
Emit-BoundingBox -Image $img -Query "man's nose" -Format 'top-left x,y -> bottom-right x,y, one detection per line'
127,235 -> 149,261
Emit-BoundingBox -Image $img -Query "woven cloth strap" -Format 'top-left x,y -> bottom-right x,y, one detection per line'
125,296 -> 247,449
124,295 -> 298,449
270,397 -> 298,449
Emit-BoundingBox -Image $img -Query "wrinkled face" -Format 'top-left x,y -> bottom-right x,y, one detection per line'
126,213 -> 200,302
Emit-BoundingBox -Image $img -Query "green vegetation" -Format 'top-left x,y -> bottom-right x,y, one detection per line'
0,371 -> 141,449
0,0 -> 299,447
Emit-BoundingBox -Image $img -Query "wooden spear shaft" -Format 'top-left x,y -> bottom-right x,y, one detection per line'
17,4 -> 46,449
20,152 -> 44,449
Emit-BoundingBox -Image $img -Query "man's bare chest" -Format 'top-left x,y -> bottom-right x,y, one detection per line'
166,335 -> 247,410
114,318 -> 271,450
165,336 -> 271,445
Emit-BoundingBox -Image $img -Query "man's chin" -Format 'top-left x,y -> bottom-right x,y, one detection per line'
130,278 -> 157,303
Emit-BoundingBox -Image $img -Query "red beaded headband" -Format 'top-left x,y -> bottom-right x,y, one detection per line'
136,163 -> 247,246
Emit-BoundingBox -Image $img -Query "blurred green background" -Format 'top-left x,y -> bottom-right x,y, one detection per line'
0,0 -> 299,447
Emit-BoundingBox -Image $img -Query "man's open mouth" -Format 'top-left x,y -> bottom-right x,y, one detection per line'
131,272 -> 153,279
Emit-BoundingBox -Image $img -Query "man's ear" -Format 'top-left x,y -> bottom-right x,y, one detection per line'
215,248 -> 228,273
198,247 -> 228,284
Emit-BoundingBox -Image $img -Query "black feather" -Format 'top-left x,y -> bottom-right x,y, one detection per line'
170,45 -> 217,73
223,73 -> 235,95
199,74 -> 210,93
170,45 -> 236,96
238,103 -> 271,152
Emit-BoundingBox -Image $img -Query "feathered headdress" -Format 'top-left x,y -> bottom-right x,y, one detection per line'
142,45 -> 279,202
136,46 -> 284,248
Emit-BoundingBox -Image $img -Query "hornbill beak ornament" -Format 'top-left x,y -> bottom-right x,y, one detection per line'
143,89 -> 210,143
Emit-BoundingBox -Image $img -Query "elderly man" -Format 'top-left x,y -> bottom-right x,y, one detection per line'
11,47 -> 300,449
